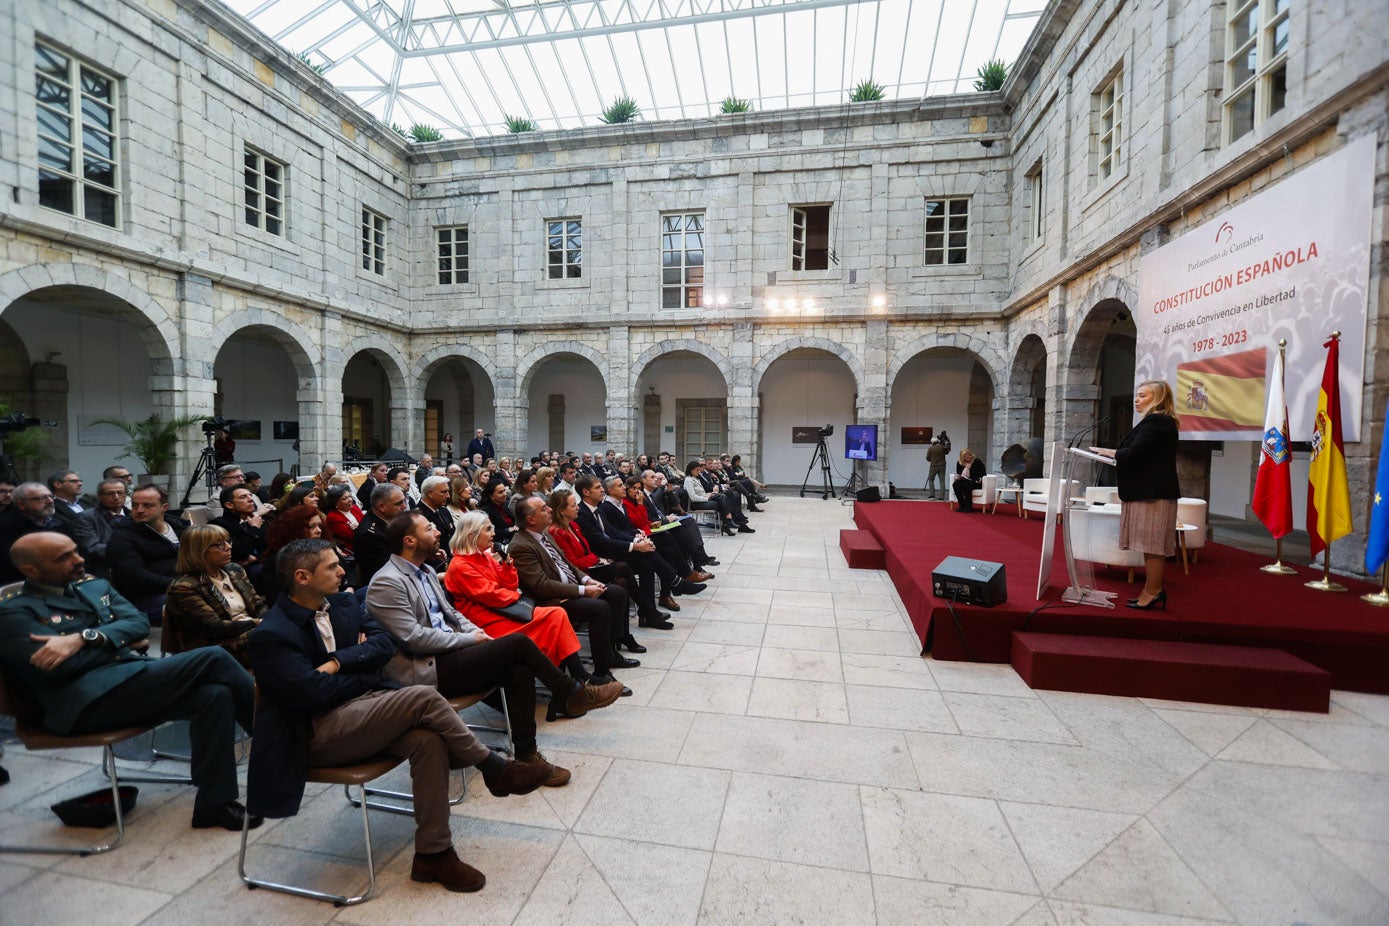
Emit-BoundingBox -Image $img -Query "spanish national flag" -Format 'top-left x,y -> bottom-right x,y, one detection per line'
1307,335 -> 1353,558
1176,347 -> 1267,435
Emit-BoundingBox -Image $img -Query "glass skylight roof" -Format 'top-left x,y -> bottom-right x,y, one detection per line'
217,0 -> 1046,138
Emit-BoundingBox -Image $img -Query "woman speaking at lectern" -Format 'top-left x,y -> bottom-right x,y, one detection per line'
1090,380 -> 1180,610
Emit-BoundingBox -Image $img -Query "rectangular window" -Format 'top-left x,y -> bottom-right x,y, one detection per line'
1026,162 -> 1044,242
660,212 -> 705,309
243,147 -> 285,236
361,207 -> 386,275
1096,71 -> 1123,181
546,218 -> 582,279
1224,0 -> 1290,144
35,41 -> 120,227
437,225 -> 469,284
424,400 -> 442,456
923,197 -> 969,265
342,398 -> 371,448
789,204 -> 831,270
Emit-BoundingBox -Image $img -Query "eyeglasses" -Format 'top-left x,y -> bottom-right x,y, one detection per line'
211,540 -> 232,549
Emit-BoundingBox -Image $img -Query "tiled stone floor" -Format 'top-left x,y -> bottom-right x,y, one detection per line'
2,497 -> 1387,925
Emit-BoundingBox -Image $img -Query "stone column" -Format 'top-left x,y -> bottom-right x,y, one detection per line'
860,318 -> 890,488
318,311 -> 346,468
728,321 -> 756,473
605,325 -> 633,451
491,329 -> 524,456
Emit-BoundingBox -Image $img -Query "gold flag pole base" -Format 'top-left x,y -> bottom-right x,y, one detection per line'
1305,553 -> 1347,592
1260,539 -> 1297,574
1361,566 -> 1389,606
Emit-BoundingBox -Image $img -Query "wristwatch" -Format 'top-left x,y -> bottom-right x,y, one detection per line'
81,628 -> 105,647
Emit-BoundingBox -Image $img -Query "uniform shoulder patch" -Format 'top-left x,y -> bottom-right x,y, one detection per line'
0,588 -> 24,602
74,575 -> 95,585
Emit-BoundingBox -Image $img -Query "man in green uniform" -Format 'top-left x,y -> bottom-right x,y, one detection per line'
0,532 -> 260,831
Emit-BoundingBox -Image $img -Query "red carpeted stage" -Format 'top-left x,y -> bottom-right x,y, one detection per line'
850,500 -> 1389,694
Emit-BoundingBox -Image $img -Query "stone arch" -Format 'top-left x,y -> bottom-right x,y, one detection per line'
632,339 -> 732,384
516,341 -> 610,398
338,335 -> 409,396
753,337 -> 865,398
1009,333 -> 1049,446
1064,293 -> 1137,448
211,311 -> 320,387
887,332 -> 1005,389
885,342 -> 1001,481
416,342 -> 499,389
0,262 -> 179,370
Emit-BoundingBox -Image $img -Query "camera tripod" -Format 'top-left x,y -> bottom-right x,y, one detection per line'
180,431 -> 220,509
799,437 -> 837,500
840,462 -> 867,505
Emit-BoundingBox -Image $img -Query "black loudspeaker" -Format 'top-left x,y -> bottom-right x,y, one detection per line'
931,556 -> 1007,607
856,486 -> 882,503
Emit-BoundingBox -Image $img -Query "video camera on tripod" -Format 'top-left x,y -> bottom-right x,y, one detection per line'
201,416 -> 235,435
0,412 -> 40,484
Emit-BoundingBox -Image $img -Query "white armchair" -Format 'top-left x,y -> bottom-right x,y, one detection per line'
1177,497 -> 1209,562
1022,478 -> 1082,519
1069,503 -> 1145,579
951,473 -> 997,510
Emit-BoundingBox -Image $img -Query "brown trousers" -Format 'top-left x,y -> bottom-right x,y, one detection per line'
307,685 -> 490,853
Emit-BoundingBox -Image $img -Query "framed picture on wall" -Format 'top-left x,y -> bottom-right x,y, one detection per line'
791,426 -> 821,444
900,427 -> 934,445
590,425 -> 607,442
273,421 -> 299,441
229,420 -> 261,441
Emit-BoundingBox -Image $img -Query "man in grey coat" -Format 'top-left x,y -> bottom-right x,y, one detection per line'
364,511 -> 621,780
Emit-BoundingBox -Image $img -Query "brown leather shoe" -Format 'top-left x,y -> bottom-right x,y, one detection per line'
411,847 -> 486,892
483,759 -> 553,797
685,571 -> 714,583
658,594 -> 681,611
515,749 -> 572,787
563,679 -> 624,718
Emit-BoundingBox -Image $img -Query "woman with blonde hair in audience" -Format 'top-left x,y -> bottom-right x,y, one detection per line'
443,512 -> 602,687
535,466 -> 556,498
164,524 -> 265,666
472,467 -> 493,493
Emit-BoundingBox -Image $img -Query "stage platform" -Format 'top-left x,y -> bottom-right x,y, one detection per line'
850,500 -> 1389,694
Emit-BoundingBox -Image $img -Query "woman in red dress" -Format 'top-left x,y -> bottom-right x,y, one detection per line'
443,510 -> 594,682
546,488 -> 644,606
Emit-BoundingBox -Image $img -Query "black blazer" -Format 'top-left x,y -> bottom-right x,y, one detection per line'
106,516 -> 188,598
954,458 -> 986,484
1115,413 -> 1180,502
575,501 -> 632,559
245,592 -> 398,818
210,513 -> 266,565
352,511 -> 391,585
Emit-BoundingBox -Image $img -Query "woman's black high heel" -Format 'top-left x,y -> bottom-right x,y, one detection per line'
1126,590 -> 1167,611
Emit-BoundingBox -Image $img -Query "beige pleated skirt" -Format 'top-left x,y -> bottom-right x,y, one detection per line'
1119,498 -> 1178,557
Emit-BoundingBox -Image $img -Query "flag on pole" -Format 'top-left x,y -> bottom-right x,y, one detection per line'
1365,399 -> 1389,574
1252,347 -> 1293,538
1307,335 -> 1352,558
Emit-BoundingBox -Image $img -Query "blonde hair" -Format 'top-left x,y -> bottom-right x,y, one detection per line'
1138,379 -> 1179,421
536,466 -> 555,491
958,448 -> 976,464
176,524 -> 230,575
450,511 -> 493,556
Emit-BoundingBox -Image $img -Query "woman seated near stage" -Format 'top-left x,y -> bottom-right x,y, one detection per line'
546,488 -> 642,602
163,524 -> 265,667
442,512 -> 596,682
322,484 -> 363,554
953,448 -> 987,512
479,479 -> 517,549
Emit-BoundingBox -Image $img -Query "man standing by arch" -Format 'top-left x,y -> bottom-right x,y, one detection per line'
467,429 -> 494,462
925,437 -> 948,500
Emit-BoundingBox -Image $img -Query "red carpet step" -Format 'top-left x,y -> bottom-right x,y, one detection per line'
838,529 -> 885,570
1011,631 -> 1331,712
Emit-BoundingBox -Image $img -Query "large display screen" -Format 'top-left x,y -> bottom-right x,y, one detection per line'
845,425 -> 878,461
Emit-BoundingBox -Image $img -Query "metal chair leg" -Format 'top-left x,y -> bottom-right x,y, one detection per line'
0,745 -> 128,857
100,745 -> 193,786
239,783 -> 378,906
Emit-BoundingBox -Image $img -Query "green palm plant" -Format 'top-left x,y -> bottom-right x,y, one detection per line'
719,96 -> 752,114
599,96 -> 640,124
504,114 -> 537,133
848,79 -> 885,102
295,51 -> 327,75
390,123 -> 408,138
90,413 -> 205,476
974,58 -> 1009,92
0,403 -> 45,468
408,123 -> 444,143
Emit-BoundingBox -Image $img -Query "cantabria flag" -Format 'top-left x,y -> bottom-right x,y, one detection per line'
1176,347 -> 1267,435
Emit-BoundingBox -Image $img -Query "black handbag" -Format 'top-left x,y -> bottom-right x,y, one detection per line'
491,595 -> 535,623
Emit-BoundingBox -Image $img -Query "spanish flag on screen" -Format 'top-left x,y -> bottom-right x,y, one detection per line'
1307,335 -> 1352,558
1176,347 -> 1267,434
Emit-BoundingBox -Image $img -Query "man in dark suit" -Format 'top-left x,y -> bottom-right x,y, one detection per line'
210,485 -> 272,571
0,531 -> 257,830
415,475 -> 455,564
605,476 -> 710,592
46,470 -> 97,535
0,483 -> 62,585
465,429 -> 494,463
105,484 -> 188,621
574,475 -> 688,615
641,469 -> 717,571
246,538 -> 551,894
509,497 -> 642,668
69,478 -> 131,579
353,483 -> 409,585
356,463 -> 389,509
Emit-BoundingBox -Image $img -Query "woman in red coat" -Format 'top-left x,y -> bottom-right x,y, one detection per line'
546,488 -> 643,603
443,510 -> 593,681
322,485 -> 363,553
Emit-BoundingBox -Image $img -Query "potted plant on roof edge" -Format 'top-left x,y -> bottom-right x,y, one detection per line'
91,412 -> 206,488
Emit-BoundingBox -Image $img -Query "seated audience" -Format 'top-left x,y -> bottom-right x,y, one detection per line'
443,512 -> 598,684
204,464 -> 247,518
535,467 -> 556,498
47,469 -> 94,535
548,487 -> 671,631
353,483 -> 409,585
210,485 -> 272,572
312,462 -> 338,493
555,461 -> 578,494
244,471 -> 269,503
106,484 -> 187,621
416,475 -> 456,565
280,481 -> 320,512
447,476 -> 476,528
641,469 -> 718,570
479,480 -> 516,549
355,462 -> 389,509
366,512 -> 621,767
509,469 -> 540,517
685,460 -> 751,535
264,505 -> 352,599
69,477 -> 131,578
953,448 -> 987,512
247,538 -> 552,893
268,472 -> 294,504
580,475 -> 701,613
323,484 -> 364,553
0,483 -> 61,584
2,531 -> 257,831
164,524 -> 264,666
720,453 -> 769,507
625,476 -> 714,584
413,455 -> 435,489
0,478 -> 13,514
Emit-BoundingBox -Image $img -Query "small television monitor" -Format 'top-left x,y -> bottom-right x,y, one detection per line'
844,424 -> 878,461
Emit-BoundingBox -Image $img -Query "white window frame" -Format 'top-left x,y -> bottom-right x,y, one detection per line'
437,225 -> 469,285
1096,70 -> 1123,182
923,197 -> 970,266
243,147 -> 285,237
660,211 -> 705,309
361,206 -> 387,276
1026,162 -> 1044,243
546,218 -> 582,279
35,40 -> 120,228
1224,0 -> 1291,145
789,203 -> 832,271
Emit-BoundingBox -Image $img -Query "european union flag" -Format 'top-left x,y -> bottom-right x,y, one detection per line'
1366,399 -> 1389,575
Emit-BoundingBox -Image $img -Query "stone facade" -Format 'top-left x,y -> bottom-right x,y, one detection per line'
1,0 -> 1386,573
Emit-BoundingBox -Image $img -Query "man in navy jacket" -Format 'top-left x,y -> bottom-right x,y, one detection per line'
246,538 -> 553,893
